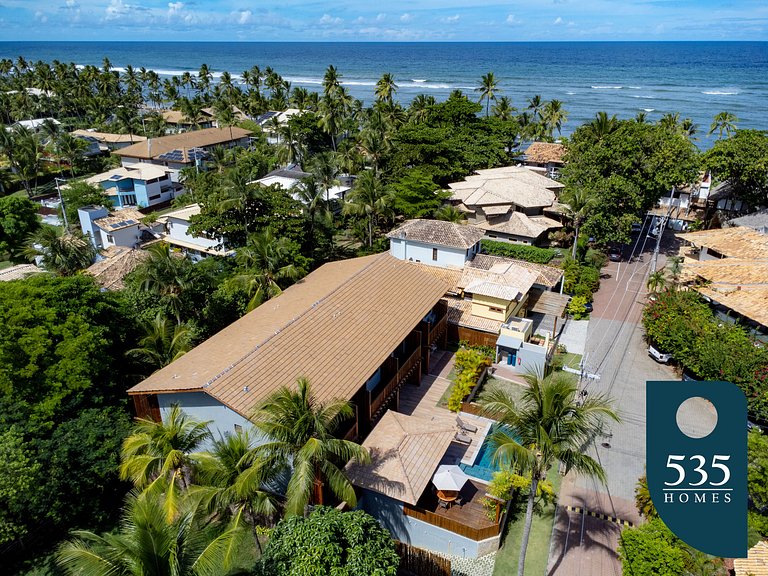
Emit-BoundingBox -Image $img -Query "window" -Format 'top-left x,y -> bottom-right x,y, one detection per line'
106,234 -> 114,243
234,424 -> 242,432
148,193 -> 161,201
489,306 -> 504,313
432,248 -> 438,261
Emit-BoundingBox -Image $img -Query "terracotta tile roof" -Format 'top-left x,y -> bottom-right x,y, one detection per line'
524,142 -> 566,165
0,264 -> 42,282
682,258 -> 768,327
464,280 -> 523,301
94,208 -> 146,231
71,130 -> 147,144
677,227 -> 768,260
345,410 -> 456,505
115,127 -> 252,160
734,540 -> 768,576
469,254 -> 563,288
386,219 -> 486,249
448,166 -> 561,210
457,261 -> 538,301
479,212 -> 562,239
127,254 -> 452,417
446,297 -> 503,333
405,262 -> 463,295
86,247 -> 149,291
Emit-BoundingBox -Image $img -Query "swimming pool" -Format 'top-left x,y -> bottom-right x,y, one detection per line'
459,424 -> 508,482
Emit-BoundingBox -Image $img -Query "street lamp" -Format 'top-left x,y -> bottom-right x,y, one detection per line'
54,177 -> 68,229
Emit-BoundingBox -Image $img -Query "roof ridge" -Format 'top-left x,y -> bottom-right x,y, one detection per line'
202,254 -> 387,389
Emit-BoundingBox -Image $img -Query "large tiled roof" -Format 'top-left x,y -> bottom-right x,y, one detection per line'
128,253 -> 452,417
387,219 -> 486,249
115,127 -> 252,160
729,209 -> 768,234
469,253 -> 563,288
0,264 -> 42,282
457,261 -> 539,301
448,166 -> 561,210
446,298 -> 503,333
346,410 -> 456,505
72,129 -> 147,144
479,212 -> 562,239
677,227 -> 768,260
94,208 -> 146,231
524,142 -> 566,165
734,540 -> 768,576
86,247 -> 149,291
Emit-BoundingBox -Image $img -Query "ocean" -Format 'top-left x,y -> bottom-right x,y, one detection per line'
1,41 -> 766,148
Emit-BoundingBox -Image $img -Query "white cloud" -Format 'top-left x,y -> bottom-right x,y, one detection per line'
376,13 -> 386,22
65,0 -> 77,6
506,14 -> 519,25
400,13 -> 412,22
319,13 -> 342,26
554,16 -> 563,24
105,0 -> 130,20
167,1 -> 183,15
34,10 -> 47,22
441,14 -> 460,24
237,10 -> 252,24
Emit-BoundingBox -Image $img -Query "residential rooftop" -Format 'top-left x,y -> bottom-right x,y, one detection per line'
478,212 -> 562,239
468,253 -> 563,288
127,253 -> 451,416
729,209 -> 768,234
677,227 -> 768,260
93,208 -> 146,231
524,142 -> 566,165
0,264 -> 42,282
71,129 -> 147,144
448,166 -> 562,210
387,219 -> 486,250
85,165 -> 170,186
114,127 -> 252,160
157,204 -> 201,223
86,247 -> 149,291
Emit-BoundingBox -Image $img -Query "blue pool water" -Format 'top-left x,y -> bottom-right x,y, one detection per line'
460,424 -> 506,482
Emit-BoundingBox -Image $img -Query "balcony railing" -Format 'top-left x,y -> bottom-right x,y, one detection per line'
403,504 -> 502,541
369,337 -> 422,421
428,313 -> 448,347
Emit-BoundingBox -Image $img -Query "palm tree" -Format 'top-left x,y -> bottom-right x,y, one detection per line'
560,187 -> 595,259
375,73 -> 398,104
589,111 -> 619,141
708,111 -> 738,140
434,204 -> 466,223
56,491 -> 252,576
25,226 -> 96,275
646,270 -> 667,293
296,177 -> 331,250
542,99 -> 568,138
127,313 -> 193,374
311,151 -> 341,203
57,133 -> 87,177
133,242 -> 193,323
492,96 -> 515,121
409,94 -> 435,123
343,170 -> 393,247
527,94 -> 544,120
251,377 -> 370,516
476,72 -> 499,118
120,404 -> 211,492
480,370 -> 618,576
634,474 -> 658,519
227,228 -> 301,311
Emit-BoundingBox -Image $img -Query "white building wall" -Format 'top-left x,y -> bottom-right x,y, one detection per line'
389,238 -> 470,268
98,224 -> 141,248
167,217 -> 221,250
157,392 -> 257,445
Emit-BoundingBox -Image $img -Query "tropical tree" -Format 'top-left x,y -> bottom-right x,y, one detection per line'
493,96 -> 515,121
343,170 -> 393,247
709,111 -> 738,140
56,491 -> 253,576
127,313 -> 193,374
560,186 -> 595,258
120,404 -> 211,493
375,73 -> 398,104
542,99 -> 568,138
476,72 -> 499,118
527,94 -> 544,120
480,370 -> 619,576
57,133 -> 88,177
132,242 -> 194,323
409,94 -> 436,123
434,204 -> 466,223
251,378 -> 370,516
312,151 -> 341,203
647,270 -> 668,293
635,474 -> 658,519
25,226 -> 96,275
295,178 -> 331,252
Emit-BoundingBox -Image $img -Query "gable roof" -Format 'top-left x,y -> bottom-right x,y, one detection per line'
71,129 -> 147,144
468,253 -> 563,288
85,164 -> 170,186
448,166 -> 562,210
479,212 -> 562,239
0,264 -> 42,282
734,540 -> 768,576
729,209 -> 768,234
387,219 -> 486,249
115,127 -> 252,160
157,204 -> 201,223
86,247 -> 149,291
677,227 -> 768,260
345,410 -> 456,505
128,253 -> 451,417
94,208 -> 146,231
524,142 -> 566,165
457,261 -> 539,301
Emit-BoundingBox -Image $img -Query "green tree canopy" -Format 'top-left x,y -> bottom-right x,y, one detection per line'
60,179 -> 109,229
748,430 -> 768,537
0,427 -> 41,544
703,129 -> 768,208
0,194 -> 40,262
390,167 -> 449,219
618,519 -> 688,576
259,507 -> 399,576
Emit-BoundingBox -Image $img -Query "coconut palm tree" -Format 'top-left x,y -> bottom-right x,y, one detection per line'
132,242 -> 193,323
311,151 -> 341,203
476,72 -> 499,118
589,111 -> 619,141
251,377 -> 370,516
634,474 -> 657,519
708,111 -> 738,140
480,370 -> 618,576
434,204 -> 466,223
560,186 -> 595,259
56,490 -> 253,576
375,73 -> 398,104
492,96 -> 515,121
527,94 -> 544,120
409,94 -> 435,123
295,177 -> 331,251
646,270 -> 667,293
57,133 -> 87,177
25,226 -> 96,275
127,313 -> 193,374
542,99 -> 568,138
343,170 -> 393,248
120,404 -> 211,492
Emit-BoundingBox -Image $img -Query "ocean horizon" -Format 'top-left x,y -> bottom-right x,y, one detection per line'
2,41 -> 766,147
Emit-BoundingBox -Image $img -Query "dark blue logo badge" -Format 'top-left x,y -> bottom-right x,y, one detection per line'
647,380 -> 747,558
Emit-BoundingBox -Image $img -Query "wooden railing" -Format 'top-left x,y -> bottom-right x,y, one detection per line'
342,421 -> 358,442
370,372 -> 400,420
369,340 -> 422,421
403,504 -> 501,541
397,345 -> 421,383
428,313 -> 448,347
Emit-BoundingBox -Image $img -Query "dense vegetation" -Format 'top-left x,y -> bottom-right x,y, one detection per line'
482,240 -> 556,264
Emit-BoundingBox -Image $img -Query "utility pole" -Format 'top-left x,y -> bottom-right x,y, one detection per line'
650,188 -> 676,275
55,177 -> 68,230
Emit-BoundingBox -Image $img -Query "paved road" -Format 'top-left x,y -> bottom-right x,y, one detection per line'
547,230 -> 685,575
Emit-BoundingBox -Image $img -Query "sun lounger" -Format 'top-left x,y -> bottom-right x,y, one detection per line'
456,416 -> 478,434
454,432 -> 472,445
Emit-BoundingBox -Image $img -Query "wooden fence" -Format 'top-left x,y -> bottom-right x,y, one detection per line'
395,541 -> 451,576
402,504 -> 501,541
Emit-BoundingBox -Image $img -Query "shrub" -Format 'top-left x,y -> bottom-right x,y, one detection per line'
447,347 -> 491,412
584,248 -> 608,270
573,283 -> 593,301
578,266 -> 601,292
481,240 -> 555,264
482,469 -> 555,519
568,295 -> 589,319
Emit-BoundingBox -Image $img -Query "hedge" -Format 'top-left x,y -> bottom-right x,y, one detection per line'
447,347 -> 492,412
481,240 -> 555,264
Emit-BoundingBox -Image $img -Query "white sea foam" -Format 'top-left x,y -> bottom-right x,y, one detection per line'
566,91 -> 576,95
702,90 -> 739,95
632,95 -> 655,99
285,76 -> 323,85
643,108 -> 655,112
591,85 -> 623,89
411,79 -> 427,83
628,86 -> 642,89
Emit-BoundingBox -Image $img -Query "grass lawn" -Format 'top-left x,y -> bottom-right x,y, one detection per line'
477,376 -> 527,404
436,364 -> 457,408
493,468 -> 563,576
0,260 -> 12,270
558,352 -> 583,371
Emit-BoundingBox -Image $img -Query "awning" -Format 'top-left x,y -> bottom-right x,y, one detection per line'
497,334 -> 524,350
526,288 -> 571,317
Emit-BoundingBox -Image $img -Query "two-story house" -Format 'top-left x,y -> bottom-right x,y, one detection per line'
84,164 -> 180,209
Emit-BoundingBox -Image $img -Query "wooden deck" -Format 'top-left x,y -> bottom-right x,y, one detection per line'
404,479 -> 502,540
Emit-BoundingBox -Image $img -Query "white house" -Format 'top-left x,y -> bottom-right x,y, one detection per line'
251,165 -> 352,203
386,219 -> 485,268
157,204 -> 233,262
78,206 -> 146,250
84,164 -> 180,209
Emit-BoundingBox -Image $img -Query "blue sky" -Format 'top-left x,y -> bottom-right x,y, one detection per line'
0,0 -> 766,41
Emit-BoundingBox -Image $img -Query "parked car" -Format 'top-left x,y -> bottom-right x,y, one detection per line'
648,344 -> 672,363
681,371 -> 699,381
584,302 -> 594,314
631,222 -> 643,234
608,246 -> 623,262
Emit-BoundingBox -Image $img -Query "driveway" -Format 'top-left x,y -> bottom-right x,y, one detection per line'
547,230 -> 684,575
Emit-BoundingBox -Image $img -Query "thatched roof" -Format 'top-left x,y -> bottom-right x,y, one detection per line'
86,247 -> 149,291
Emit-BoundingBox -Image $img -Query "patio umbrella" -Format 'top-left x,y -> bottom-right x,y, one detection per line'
432,464 -> 470,492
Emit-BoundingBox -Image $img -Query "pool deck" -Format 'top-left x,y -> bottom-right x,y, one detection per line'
397,349 -> 496,470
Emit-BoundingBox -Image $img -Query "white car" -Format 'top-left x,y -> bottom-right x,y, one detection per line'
648,344 -> 672,364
